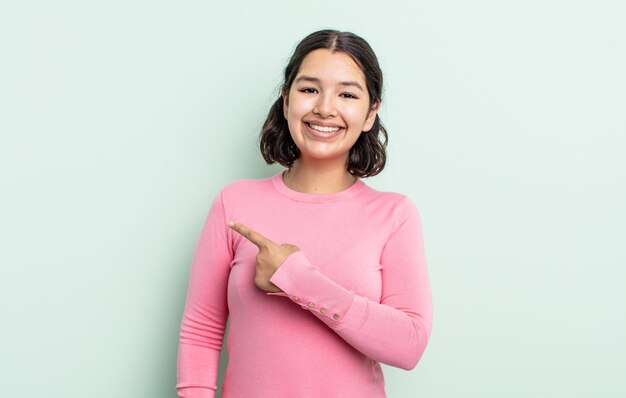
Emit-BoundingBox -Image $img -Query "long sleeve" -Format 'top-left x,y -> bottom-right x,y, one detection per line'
177,191 -> 233,398
267,196 -> 433,370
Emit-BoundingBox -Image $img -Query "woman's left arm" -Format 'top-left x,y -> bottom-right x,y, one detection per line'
267,196 -> 433,370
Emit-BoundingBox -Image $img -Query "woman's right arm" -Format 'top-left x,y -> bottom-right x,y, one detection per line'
177,190 -> 233,398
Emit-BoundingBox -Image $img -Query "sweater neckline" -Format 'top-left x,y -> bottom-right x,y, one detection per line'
271,170 -> 365,202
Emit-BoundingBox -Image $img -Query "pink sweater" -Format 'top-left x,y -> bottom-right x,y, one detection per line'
177,170 -> 433,398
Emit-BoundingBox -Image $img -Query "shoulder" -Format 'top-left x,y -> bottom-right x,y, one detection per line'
360,184 -> 422,227
361,183 -> 420,212
213,174 -> 274,204
221,175 -> 270,194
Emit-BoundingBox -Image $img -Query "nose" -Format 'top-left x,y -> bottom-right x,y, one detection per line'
313,92 -> 337,118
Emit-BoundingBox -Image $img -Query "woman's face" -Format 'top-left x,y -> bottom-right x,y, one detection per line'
283,48 -> 380,165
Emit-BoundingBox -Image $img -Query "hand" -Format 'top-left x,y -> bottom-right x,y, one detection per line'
228,220 -> 300,293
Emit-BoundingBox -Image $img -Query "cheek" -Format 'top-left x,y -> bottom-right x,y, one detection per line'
342,105 -> 370,126
286,100 -> 306,121
289,101 -> 307,117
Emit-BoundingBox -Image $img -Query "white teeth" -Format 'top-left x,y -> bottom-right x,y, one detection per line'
309,123 -> 340,133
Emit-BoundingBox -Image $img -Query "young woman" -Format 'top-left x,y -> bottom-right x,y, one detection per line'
177,29 -> 433,398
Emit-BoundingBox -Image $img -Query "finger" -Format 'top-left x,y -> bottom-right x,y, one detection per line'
228,220 -> 272,248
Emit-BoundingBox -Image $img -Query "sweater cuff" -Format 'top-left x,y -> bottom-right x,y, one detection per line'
268,250 -> 355,325
177,387 -> 216,398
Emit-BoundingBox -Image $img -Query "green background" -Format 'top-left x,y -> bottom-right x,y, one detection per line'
1,1 -> 624,397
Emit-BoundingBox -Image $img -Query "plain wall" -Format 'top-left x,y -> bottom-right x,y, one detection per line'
1,1 -> 624,397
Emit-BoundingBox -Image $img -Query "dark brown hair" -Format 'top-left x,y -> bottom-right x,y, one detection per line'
258,29 -> 387,178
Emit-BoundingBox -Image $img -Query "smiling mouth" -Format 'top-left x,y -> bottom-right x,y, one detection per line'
306,123 -> 342,133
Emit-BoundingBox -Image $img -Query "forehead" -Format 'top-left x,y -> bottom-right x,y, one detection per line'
296,48 -> 365,83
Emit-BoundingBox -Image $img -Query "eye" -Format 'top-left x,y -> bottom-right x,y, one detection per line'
299,87 -> 317,94
340,92 -> 358,99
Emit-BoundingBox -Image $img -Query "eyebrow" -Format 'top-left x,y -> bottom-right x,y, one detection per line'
294,75 -> 365,92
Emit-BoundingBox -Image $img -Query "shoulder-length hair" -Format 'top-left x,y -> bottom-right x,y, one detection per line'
258,29 -> 387,178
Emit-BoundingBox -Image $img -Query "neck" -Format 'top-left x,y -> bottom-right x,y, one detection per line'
283,159 -> 357,194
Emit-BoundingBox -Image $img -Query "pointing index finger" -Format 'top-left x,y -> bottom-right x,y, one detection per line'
228,220 -> 271,249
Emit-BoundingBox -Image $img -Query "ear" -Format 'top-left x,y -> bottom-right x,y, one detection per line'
282,87 -> 289,120
362,98 -> 381,132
